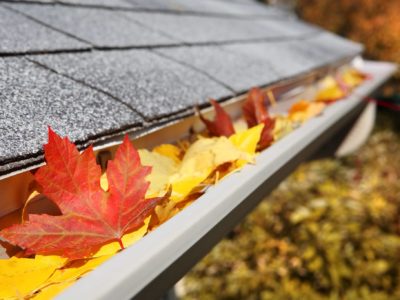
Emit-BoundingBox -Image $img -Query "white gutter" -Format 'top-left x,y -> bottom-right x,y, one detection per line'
57,60 -> 396,300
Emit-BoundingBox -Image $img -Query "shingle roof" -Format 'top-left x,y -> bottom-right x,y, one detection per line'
0,0 -> 363,176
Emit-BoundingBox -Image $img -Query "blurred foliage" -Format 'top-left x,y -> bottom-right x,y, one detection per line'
296,0 -> 400,82
181,111 -> 400,300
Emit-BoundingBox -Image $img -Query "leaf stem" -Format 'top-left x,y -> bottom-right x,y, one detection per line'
118,238 -> 125,249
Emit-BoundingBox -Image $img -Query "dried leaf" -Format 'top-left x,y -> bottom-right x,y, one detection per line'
315,76 -> 346,103
0,255 -> 66,299
242,88 -> 276,150
288,100 -> 326,123
242,87 -> 269,127
153,144 -> 182,164
198,99 -> 235,137
0,129 -> 164,259
139,149 -> 179,197
273,116 -> 294,141
21,190 -> 42,222
33,255 -> 111,299
92,218 -> 150,257
149,201 -> 179,230
32,281 -> 73,300
229,124 -> 264,155
340,68 -> 369,89
169,137 -> 253,202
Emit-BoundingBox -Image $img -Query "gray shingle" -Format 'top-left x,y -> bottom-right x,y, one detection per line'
256,18 -> 319,37
155,46 -> 279,93
222,34 -> 362,79
154,33 -> 361,95
127,0 -> 289,17
0,57 -> 143,172
1,0 -> 55,3
223,42 -> 317,80
0,5 -> 88,54
8,4 -> 177,48
31,50 -> 233,120
56,0 -> 135,8
125,12 -> 299,44
306,32 -> 364,62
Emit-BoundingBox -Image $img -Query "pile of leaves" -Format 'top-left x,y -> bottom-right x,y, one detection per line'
0,68 -> 366,299
180,110 -> 400,300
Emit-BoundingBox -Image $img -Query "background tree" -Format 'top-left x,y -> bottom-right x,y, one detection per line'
296,0 -> 400,78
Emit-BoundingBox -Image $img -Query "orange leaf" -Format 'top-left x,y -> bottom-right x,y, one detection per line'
0,128 -> 165,259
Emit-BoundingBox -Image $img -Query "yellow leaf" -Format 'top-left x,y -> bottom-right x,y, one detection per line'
139,149 -> 179,197
316,76 -> 345,102
273,116 -> 294,141
153,144 -> 182,164
33,255 -> 111,299
151,201 -> 179,230
0,255 -> 66,299
93,218 -> 150,257
288,100 -> 326,123
32,281 -> 74,300
169,137 -> 253,202
45,255 -> 110,285
101,148 -> 179,198
341,68 -> 366,88
229,124 -> 264,155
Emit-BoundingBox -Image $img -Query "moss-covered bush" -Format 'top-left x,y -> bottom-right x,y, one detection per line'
181,112 -> 400,300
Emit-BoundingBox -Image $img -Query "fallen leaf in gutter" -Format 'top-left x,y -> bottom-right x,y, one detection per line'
153,144 -> 182,164
288,100 -> 326,123
273,116 -> 294,141
169,137 -> 253,202
341,68 -> 369,88
230,124 -> 264,155
139,149 -> 179,197
198,99 -> 235,137
92,218 -> 150,257
0,129 -> 163,259
242,88 -> 275,150
315,76 -> 346,103
0,255 -> 66,299
32,255 -> 111,299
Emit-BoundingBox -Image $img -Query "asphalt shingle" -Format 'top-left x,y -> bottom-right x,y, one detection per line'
56,0 -> 135,8
0,5 -> 88,54
127,0 -> 289,17
125,12 -> 301,44
155,46 -> 279,93
257,18 -> 319,37
0,57 -> 143,173
8,4 -> 178,48
306,32 -> 364,62
223,35 -> 362,80
31,50 -> 233,120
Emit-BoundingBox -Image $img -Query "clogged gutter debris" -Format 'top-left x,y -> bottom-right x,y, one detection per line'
0,67 -> 368,299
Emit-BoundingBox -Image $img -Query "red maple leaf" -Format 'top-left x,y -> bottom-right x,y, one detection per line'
0,128 -> 164,259
242,87 -> 275,150
198,99 -> 235,137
